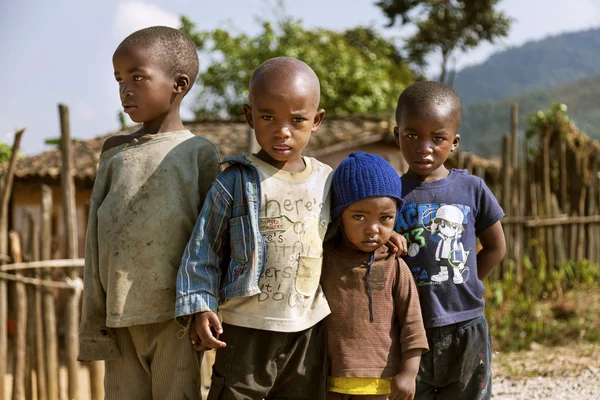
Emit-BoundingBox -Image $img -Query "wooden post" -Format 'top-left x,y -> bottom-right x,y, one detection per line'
0,128 -> 24,399
542,131 -> 555,270
29,213 -> 48,400
20,218 -> 33,400
11,231 -> 27,400
41,185 -> 59,400
576,156 -> 588,262
560,140 -> 568,213
518,139 -> 528,281
510,103 -> 522,277
59,104 -> 81,399
499,135 -> 512,278
589,157 -> 599,262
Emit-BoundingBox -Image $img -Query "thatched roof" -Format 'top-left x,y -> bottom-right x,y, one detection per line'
2,116 -> 398,187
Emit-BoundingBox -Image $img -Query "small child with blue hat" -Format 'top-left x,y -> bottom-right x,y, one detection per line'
321,152 -> 429,400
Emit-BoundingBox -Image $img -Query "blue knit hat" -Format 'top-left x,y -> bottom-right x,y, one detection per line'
332,152 -> 403,219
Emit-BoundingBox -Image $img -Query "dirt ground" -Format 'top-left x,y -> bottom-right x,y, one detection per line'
5,343 -> 599,399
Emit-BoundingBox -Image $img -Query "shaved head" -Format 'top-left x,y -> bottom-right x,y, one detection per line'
396,81 -> 462,127
249,57 -> 321,109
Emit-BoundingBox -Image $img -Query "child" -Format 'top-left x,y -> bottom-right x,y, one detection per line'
176,57 -> 333,399
321,152 -> 429,400
393,81 -> 506,399
78,26 -> 220,399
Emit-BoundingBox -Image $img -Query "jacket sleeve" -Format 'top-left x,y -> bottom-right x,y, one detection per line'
394,257 -> 429,354
175,180 -> 232,318
78,191 -> 121,362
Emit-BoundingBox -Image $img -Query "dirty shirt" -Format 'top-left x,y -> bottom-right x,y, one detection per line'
79,130 -> 219,361
218,155 -> 332,332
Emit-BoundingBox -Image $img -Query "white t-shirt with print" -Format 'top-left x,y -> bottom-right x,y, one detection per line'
219,155 -> 332,332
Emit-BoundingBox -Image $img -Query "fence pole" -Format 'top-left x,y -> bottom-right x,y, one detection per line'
59,104 -> 81,399
589,156 -> 599,263
499,135 -> 512,278
11,231 -> 27,400
542,131 -> 555,270
510,103 -> 522,278
518,139 -> 529,282
20,219 -> 33,400
0,128 -> 24,399
30,213 -> 48,400
41,185 -> 59,400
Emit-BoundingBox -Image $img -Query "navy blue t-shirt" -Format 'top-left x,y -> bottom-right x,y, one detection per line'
395,169 -> 504,328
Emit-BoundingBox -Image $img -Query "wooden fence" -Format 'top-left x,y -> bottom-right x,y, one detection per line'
2,103 -> 599,399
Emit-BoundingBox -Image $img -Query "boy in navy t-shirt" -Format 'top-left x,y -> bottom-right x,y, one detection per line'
393,81 -> 506,399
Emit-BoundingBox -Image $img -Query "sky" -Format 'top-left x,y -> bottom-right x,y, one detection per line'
1,0 -> 600,156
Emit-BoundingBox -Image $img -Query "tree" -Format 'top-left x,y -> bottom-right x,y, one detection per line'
180,15 -> 415,118
0,141 -> 11,164
376,0 -> 511,84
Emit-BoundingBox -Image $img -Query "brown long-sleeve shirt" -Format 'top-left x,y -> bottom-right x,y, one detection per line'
321,242 -> 428,378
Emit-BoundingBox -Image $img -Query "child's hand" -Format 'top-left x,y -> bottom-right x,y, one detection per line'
386,231 -> 408,256
192,311 -> 226,349
389,371 -> 416,400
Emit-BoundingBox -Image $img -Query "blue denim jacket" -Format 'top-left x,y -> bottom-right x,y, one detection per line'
175,155 -> 266,318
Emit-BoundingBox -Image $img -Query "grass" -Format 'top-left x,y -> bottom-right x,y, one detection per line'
484,255 -> 600,351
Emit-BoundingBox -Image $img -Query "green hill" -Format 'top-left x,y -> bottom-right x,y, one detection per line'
453,27 -> 600,106
459,74 -> 600,157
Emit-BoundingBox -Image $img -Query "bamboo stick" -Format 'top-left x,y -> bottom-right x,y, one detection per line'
500,135 -> 512,278
11,231 -> 26,400
59,104 -> 81,400
510,104 -> 522,277
41,185 -> 59,400
542,131 -> 555,269
0,128 -> 24,399
29,213 -> 48,400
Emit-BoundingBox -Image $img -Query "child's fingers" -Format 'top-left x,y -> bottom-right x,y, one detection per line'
206,312 -> 223,334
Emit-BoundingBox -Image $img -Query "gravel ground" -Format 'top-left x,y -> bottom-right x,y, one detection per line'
6,343 -> 599,399
491,343 -> 600,400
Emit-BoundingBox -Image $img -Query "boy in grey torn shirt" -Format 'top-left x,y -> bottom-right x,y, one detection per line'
78,26 -> 220,399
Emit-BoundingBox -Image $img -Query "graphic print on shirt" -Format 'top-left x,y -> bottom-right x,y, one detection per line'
257,193 -> 328,308
397,203 -> 471,286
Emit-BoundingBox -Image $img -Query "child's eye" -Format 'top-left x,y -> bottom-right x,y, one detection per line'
261,116 -> 274,121
133,76 -> 143,81
381,216 -> 393,222
292,117 -> 306,123
405,133 -> 417,139
115,78 -> 123,84
433,136 -> 446,143
352,215 -> 365,221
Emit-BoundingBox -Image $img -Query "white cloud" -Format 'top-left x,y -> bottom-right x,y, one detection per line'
113,1 -> 180,40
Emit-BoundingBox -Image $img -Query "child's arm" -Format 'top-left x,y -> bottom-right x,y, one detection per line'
392,257 -> 429,399
476,221 -> 506,280
390,348 -> 421,400
176,182 -> 232,347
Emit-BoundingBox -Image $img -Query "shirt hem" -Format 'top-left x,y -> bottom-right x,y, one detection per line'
221,302 -> 331,332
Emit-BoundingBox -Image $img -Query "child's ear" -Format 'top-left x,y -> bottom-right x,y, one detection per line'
451,134 -> 460,151
393,126 -> 400,146
242,104 -> 254,129
174,74 -> 190,94
311,109 -> 326,132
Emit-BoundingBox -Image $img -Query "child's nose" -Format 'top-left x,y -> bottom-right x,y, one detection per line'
416,141 -> 434,154
275,125 -> 292,139
365,223 -> 379,235
120,82 -> 133,98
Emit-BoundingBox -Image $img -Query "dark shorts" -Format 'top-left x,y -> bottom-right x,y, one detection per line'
416,316 -> 492,400
208,321 -> 327,400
